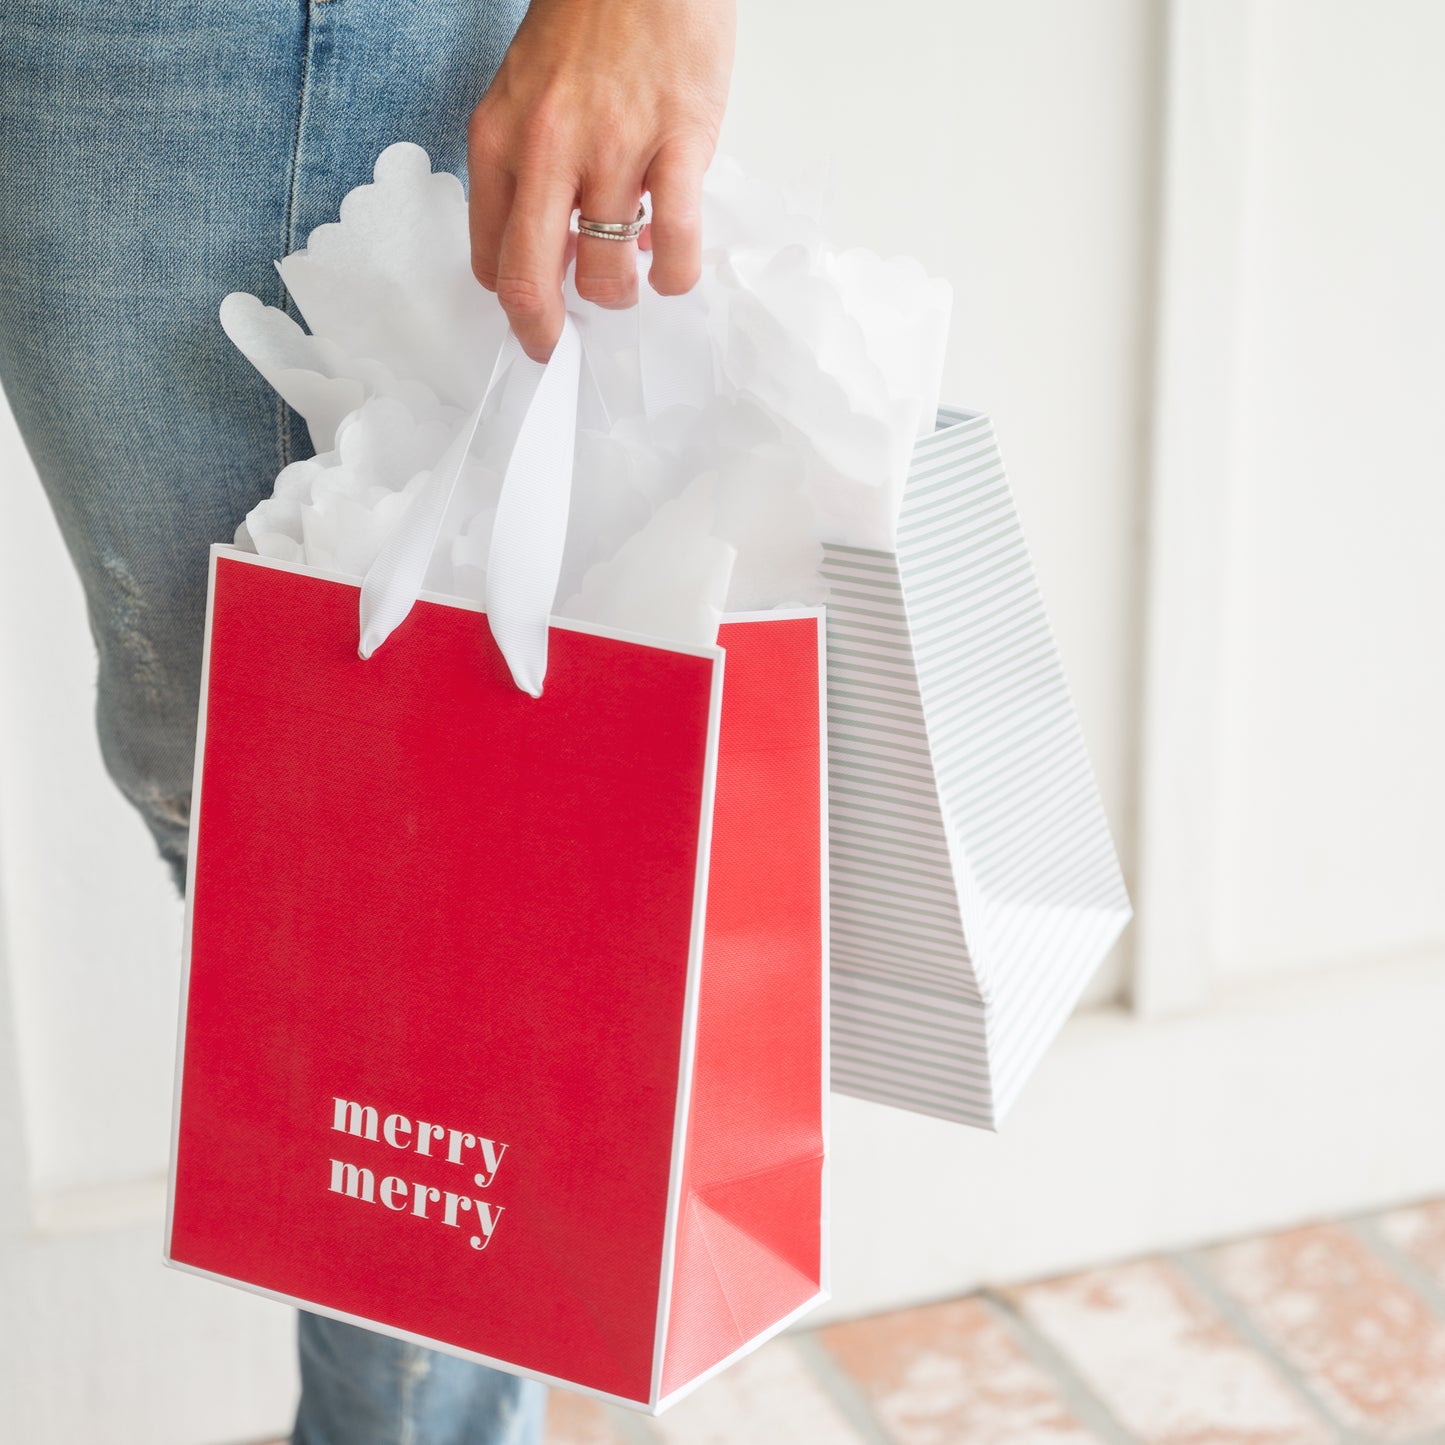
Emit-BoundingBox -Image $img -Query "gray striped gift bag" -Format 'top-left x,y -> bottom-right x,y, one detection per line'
822,406 -> 1131,1128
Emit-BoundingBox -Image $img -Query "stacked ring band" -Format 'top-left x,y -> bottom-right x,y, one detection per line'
576,204 -> 647,242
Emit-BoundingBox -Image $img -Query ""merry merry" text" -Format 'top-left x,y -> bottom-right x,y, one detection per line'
328,1096 -> 509,1252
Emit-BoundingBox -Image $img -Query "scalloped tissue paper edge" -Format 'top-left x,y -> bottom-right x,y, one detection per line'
223,142 -> 952,650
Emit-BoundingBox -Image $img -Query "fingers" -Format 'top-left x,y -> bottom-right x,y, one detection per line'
495,174 -> 576,361
467,158 -> 514,293
574,177 -> 643,310
645,142 -> 706,296
469,104 -> 708,350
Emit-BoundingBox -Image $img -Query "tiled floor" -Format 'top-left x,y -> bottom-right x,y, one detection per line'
545,1199 -> 1445,1445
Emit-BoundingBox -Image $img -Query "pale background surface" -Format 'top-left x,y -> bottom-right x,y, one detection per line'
1,2 -> 1442,1440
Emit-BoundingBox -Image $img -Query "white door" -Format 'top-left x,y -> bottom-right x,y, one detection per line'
731,0 -> 1445,1317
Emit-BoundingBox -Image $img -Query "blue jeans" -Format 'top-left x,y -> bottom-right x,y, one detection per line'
295,1314 -> 546,1445
0,1 -> 546,1440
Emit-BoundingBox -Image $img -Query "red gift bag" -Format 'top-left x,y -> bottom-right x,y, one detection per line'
166,547 -> 828,1413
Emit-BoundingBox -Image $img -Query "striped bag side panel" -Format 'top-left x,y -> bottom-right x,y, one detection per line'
896,413 -> 1131,1115
819,542 -> 997,1127
985,902 -> 1129,1120
831,974 -> 996,1128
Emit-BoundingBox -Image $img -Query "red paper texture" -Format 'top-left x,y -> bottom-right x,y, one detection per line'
662,615 -> 827,1396
168,550 -> 824,1409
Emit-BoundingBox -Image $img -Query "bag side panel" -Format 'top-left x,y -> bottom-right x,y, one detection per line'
897,416 -> 1132,1120
819,544 -> 996,1128
658,616 -> 826,1399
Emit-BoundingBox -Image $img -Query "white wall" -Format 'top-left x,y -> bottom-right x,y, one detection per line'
0,400 -> 182,1198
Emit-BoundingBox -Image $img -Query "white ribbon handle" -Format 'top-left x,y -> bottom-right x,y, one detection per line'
358,315 -> 582,696
483,316 -> 582,696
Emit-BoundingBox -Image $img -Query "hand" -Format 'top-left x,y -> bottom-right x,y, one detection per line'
467,0 -> 735,360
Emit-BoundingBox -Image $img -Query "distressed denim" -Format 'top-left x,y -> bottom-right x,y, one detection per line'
0,1 -> 547,1440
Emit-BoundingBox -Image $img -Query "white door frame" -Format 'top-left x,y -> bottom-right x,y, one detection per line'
1133,0 -> 1257,1020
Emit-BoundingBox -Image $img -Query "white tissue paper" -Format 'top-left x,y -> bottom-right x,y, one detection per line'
224,141 -> 952,654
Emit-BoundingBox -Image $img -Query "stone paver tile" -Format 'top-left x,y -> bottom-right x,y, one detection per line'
820,1296 -> 1099,1445
1210,1221 -> 1445,1439
545,1388 -> 636,1445
653,1337 -> 867,1445
1379,1198 -> 1445,1290
1008,1259 -> 1328,1445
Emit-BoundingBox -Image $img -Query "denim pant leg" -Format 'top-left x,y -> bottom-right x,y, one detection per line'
295,1313 -> 548,1445
0,0 -> 526,884
0,2 -> 539,1440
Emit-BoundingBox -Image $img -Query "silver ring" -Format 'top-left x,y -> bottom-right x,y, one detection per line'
576,204 -> 646,242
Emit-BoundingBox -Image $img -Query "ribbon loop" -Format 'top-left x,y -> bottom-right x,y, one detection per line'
358,317 -> 583,695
